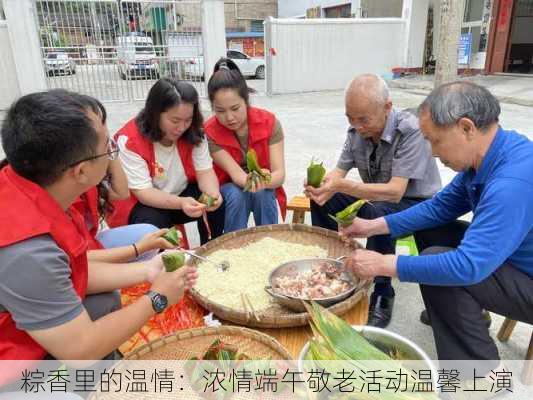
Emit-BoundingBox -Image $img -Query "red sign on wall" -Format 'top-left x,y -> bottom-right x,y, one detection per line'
497,0 -> 513,32
243,38 -> 254,55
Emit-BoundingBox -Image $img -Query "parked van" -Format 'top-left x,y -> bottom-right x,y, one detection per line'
116,34 -> 159,80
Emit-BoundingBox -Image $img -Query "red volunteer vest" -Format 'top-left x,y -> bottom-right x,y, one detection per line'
107,118 -> 197,227
204,107 -> 287,220
0,166 -> 88,383
72,187 -> 103,250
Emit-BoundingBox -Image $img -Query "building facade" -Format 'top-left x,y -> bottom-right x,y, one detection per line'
278,0 -> 402,19
141,0 -> 277,55
484,0 -> 533,74
278,0 -> 533,74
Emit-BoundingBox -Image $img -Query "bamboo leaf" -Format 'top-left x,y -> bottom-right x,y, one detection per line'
162,252 -> 185,272
163,226 -> 181,246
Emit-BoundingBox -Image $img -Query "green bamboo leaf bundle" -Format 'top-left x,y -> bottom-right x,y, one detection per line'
244,149 -> 271,192
161,252 -> 185,272
198,193 -> 216,208
185,339 -> 251,400
307,158 -> 326,188
303,301 -> 438,400
328,199 -> 368,226
163,226 -> 181,246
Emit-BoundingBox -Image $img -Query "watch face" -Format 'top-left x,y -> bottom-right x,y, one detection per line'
152,293 -> 168,312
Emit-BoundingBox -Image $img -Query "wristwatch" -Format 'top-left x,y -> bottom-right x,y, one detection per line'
145,290 -> 168,313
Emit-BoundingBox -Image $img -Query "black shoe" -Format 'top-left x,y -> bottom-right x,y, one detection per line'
367,291 -> 395,328
420,309 -> 492,328
420,309 -> 431,326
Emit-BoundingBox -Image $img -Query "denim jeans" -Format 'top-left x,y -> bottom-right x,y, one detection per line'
221,182 -> 278,232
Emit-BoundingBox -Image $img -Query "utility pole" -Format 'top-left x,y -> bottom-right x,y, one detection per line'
434,0 -> 465,88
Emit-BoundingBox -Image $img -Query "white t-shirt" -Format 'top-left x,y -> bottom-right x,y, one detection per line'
117,135 -> 213,195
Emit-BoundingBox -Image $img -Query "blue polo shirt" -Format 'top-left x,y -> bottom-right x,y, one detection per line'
385,127 -> 533,285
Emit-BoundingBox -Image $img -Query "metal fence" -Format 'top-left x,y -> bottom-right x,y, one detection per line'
36,0 -> 205,102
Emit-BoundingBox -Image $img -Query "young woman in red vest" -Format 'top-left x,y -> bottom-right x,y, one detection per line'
110,78 -> 224,244
204,59 -> 286,232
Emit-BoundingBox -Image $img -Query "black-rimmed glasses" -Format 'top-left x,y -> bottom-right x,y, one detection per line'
67,137 -> 119,169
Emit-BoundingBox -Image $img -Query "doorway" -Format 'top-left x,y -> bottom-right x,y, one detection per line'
507,0 -> 533,73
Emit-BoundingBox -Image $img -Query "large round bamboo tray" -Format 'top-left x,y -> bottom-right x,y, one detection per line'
88,326 -> 294,400
126,325 -> 292,360
190,224 -> 370,328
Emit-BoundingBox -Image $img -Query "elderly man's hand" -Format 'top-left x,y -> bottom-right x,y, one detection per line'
344,250 -> 397,280
339,216 -> 390,240
304,176 -> 340,206
339,217 -> 374,238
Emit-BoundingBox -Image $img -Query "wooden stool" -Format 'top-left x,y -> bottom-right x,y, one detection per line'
497,318 -> 533,384
287,195 -> 311,224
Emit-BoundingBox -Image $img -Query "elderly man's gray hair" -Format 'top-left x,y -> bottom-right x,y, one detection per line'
419,81 -> 500,131
346,74 -> 391,106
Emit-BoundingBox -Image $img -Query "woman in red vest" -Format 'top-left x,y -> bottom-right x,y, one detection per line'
111,78 -> 224,244
204,59 -> 286,232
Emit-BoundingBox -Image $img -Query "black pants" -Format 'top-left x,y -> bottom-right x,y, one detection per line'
414,221 -> 533,364
128,183 -> 225,245
44,292 -> 122,360
311,193 -> 422,289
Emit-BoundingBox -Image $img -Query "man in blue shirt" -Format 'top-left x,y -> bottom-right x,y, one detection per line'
341,81 -> 533,367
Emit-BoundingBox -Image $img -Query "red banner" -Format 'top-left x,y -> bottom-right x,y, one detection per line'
497,0 -> 513,32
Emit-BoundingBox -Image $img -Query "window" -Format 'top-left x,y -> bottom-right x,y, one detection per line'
135,45 -> 155,53
228,50 -> 247,60
470,26 -> 481,53
324,4 -> 351,18
46,53 -> 68,60
464,0 -> 484,22
516,0 -> 533,16
461,0 -> 486,58
251,20 -> 264,32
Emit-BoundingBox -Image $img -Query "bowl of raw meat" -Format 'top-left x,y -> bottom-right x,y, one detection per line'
265,257 -> 360,312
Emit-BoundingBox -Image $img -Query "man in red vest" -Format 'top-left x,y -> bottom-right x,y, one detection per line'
0,90 -> 197,387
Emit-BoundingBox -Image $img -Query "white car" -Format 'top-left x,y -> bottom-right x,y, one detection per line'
45,52 -> 76,76
184,50 -> 265,80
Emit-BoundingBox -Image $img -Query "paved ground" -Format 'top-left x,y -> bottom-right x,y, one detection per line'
389,73 -> 533,107
1,78 -> 532,390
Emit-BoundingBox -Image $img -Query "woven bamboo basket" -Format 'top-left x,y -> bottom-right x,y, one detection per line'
88,326 -> 295,400
125,325 -> 292,360
190,224 -> 370,328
